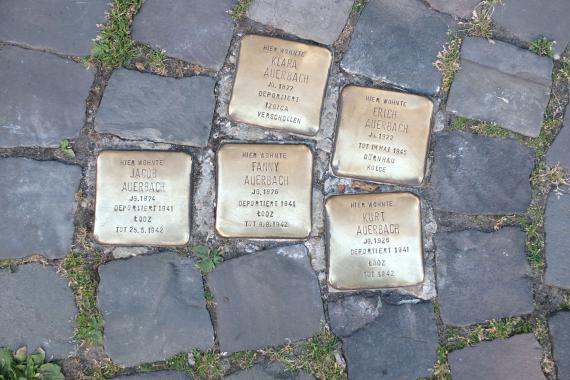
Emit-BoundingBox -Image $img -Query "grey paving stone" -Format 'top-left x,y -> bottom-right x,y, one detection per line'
0,45 -> 94,148
112,371 -> 192,380
0,264 -> 77,359
247,0 -> 353,45
225,362 -> 314,380
343,302 -> 438,380
430,131 -> 534,214
448,334 -> 545,380
546,103 -> 570,170
207,245 -> 324,353
425,0 -> 480,18
132,0 -> 235,70
328,295 -> 382,337
0,0 -> 107,56
494,0 -> 570,55
0,158 -> 81,259
435,228 -> 534,326
544,186 -> 570,289
95,70 -> 215,147
98,253 -> 214,367
447,37 -> 553,137
341,0 -> 454,95
549,312 -> 570,380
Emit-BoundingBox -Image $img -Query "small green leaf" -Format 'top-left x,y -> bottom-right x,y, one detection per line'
38,363 -> 64,380
30,347 -> 45,365
193,245 -> 209,257
13,347 -> 27,363
58,139 -> 76,159
0,348 -> 13,372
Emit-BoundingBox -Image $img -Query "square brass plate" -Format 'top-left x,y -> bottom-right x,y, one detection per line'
229,35 -> 332,136
331,86 -> 433,186
325,192 -> 424,290
216,143 -> 313,238
94,151 -> 192,245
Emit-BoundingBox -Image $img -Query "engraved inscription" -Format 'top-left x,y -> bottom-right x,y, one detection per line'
326,193 -> 424,290
332,86 -> 433,186
94,151 -> 192,245
229,35 -> 332,136
216,144 -> 312,238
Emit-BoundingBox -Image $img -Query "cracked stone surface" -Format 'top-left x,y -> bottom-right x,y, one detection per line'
0,264 -> 77,359
328,295 -> 382,337
0,45 -> 94,148
544,186 -> 570,290
247,0 -> 353,45
430,131 -> 534,214
132,0 -> 236,70
113,372 -> 192,380
493,0 -> 570,55
435,228 -> 534,326
549,312 -> 570,380
448,334 -> 545,380
342,302 -> 438,380
225,362 -> 314,380
546,103 -> 570,170
425,0 -> 480,18
0,0 -> 108,56
447,37 -> 553,137
341,0 -> 454,95
95,69 -> 215,147
207,245 -> 324,353
0,158 -> 81,259
98,252 -> 214,366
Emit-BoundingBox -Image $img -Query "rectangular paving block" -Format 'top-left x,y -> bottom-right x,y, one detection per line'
247,0 -> 353,45
132,0 -> 236,70
435,228 -> 534,326
544,186 -> 570,289
207,245 -> 324,353
546,104 -> 570,170
549,312 -> 570,380
0,0 -> 108,56
229,35 -> 332,136
0,46 -> 94,148
341,0 -> 454,95
447,37 -> 553,137
425,0 -> 481,18
94,151 -> 192,246
98,253 -> 214,367
331,86 -> 433,186
0,158 -> 81,259
215,144 -> 313,239
95,70 -> 215,147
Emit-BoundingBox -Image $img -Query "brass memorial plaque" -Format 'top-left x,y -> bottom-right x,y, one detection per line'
94,151 -> 192,245
229,35 -> 332,136
216,144 -> 313,238
331,86 -> 433,186
325,192 -> 424,290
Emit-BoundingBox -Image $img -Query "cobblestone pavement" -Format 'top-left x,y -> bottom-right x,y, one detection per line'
0,0 -> 569,379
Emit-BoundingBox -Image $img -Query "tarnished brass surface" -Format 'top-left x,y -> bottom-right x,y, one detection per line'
94,151 -> 192,245
325,192 -> 424,290
216,143 -> 313,238
331,86 -> 433,186
229,35 -> 332,136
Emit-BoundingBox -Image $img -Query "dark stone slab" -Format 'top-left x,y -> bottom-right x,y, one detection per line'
328,295 -> 381,337
449,334 -> 545,380
132,0 -> 236,70
435,228 -> 534,326
494,0 -> 570,55
341,0 -> 454,95
0,158 -> 81,259
207,245 -> 324,353
544,186 -> 570,289
546,105 -> 570,170
0,264 -> 77,359
113,371 -> 192,380
425,0 -> 480,18
0,46 -> 94,147
95,70 -> 215,147
430,131 -> 534,214
549,312 -> 570,380
343,302 -> 438,380
447,37 -> 553,137
98,253 -> 214,367
225,362 -> 314,380
247,0 -> 353,45
0,0 -> 107,56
